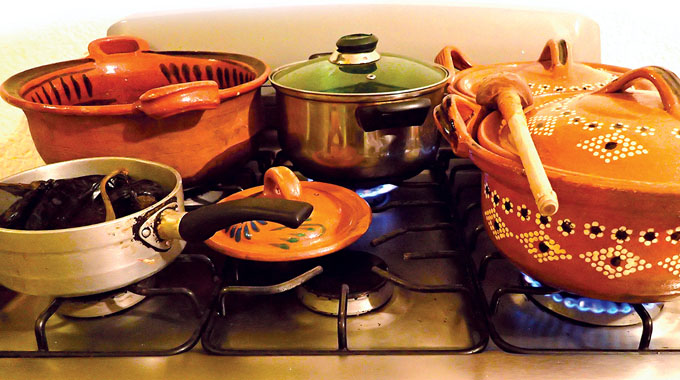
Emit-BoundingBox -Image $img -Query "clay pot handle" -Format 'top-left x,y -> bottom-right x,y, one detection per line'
135,81 -> 220,119
476,72 -> 558,216
434,46 -> 475,87
595,66 -> 680,120
433,94 -> 485,158
263,167 -> 302,200
537,39 -> 572,74
87,36 -> 150,61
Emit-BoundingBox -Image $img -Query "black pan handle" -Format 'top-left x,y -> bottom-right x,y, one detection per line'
356,97 -> 431,132
177,198 -> 313,242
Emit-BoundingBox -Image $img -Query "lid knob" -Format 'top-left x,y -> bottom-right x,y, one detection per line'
336,34 -> 378,54
330,34 -> 381,65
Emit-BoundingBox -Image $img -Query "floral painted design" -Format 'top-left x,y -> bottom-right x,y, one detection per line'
609,122 -> 628,132
610,226 -> 633,244
491,191 -> 500,207
673,128 -> 680,139
516,204 -> 531,221
634,125 -> 655,136
638,228 -> 659,246
228,220 -> 269,242
666,227 -> 680,245
501,197 -> 513,215
535,213 -> 552,230
556,219 -> 575,237
583,121 -> 603,131
580,245 -> 651,280
484,183 -> 492,198
268,219 -> 326,250
584,222 -> 605,239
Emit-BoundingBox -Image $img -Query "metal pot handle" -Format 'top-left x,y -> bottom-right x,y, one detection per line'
594,66 -> 680,120
157,198 -> 313,242
134,81 -> 221,119
433,94 -> 485,158
87,35 -> 150,61
356,98 -> 431,132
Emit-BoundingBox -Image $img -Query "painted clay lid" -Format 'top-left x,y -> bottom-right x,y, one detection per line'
447,39 -> 626,99
206,166 -> 372,261
477,66 -> 680,187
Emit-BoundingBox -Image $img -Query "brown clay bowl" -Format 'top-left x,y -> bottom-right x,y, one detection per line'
0,36 -> 270,185
434,66 -> 680,303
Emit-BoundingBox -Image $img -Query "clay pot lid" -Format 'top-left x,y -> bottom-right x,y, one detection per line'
449,39 -> 626,99
477,66 -> 680,187
206,166 -> 372,262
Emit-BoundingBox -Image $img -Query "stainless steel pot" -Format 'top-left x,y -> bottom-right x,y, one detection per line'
0,157 -> 312,297
270,34 -> 450,186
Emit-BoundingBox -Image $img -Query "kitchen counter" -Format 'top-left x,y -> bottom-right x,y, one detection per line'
1,351 -> 678,380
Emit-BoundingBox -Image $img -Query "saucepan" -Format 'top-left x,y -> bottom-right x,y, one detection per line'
0,157 -> 313,297
269,33 -> 451,186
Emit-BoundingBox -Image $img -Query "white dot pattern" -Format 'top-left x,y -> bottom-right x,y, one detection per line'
517,230 -> 572,263
579,245 -> 651,280
576,132 -> 648,163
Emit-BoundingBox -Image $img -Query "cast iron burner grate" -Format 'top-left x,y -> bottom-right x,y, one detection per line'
0,253 -> 220,358
449,159 -> 680,354
200,150 -> 489,355
296,250 -> 394,316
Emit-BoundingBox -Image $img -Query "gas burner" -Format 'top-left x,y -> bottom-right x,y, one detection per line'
57,290 -> 147,319
296,250 -> 394,316
522,274 -> 663,326
355,184 -> 398,208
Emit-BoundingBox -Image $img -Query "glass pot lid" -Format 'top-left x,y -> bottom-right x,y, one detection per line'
269,33 -> 449,95
478,66 -> 680,186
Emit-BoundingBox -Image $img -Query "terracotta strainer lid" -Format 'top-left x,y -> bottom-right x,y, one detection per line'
440,39 -> 628,99
477,66 -> 680,186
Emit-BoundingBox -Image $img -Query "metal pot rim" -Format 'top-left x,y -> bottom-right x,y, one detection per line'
269,60 -> 450,103
0,156 -> 182,235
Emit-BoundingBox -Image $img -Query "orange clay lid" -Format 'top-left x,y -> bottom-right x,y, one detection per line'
206,166 -> 372,261
477,66 -> 680,187
447,39 -> 625,99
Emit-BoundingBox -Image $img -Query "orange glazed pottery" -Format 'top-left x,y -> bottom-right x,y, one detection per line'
207,166 -> 372,262
436,39 -> 631,100
434,66 -> 680,303
0,36 -> 270,185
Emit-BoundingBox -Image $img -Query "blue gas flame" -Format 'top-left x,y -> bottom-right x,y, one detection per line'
523,274 -> 656,315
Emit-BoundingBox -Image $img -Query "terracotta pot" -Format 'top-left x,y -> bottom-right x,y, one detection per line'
435,39 -> 634,100
434,66 -> 680,303
207,166 -> 372,261
0,36 -> 270,185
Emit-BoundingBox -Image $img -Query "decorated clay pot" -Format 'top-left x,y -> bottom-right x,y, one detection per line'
436,39 -> 633,100
0,36 -> 270,185
434,66 -> 680,303
206,166 -> 372,261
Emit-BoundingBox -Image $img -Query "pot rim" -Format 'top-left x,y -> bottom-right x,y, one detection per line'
0,50 -> 270,116
269,59 -> 450,103
0,156 -> 182,235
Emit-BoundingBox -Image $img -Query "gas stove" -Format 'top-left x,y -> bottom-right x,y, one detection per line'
3,3 -> 680,379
